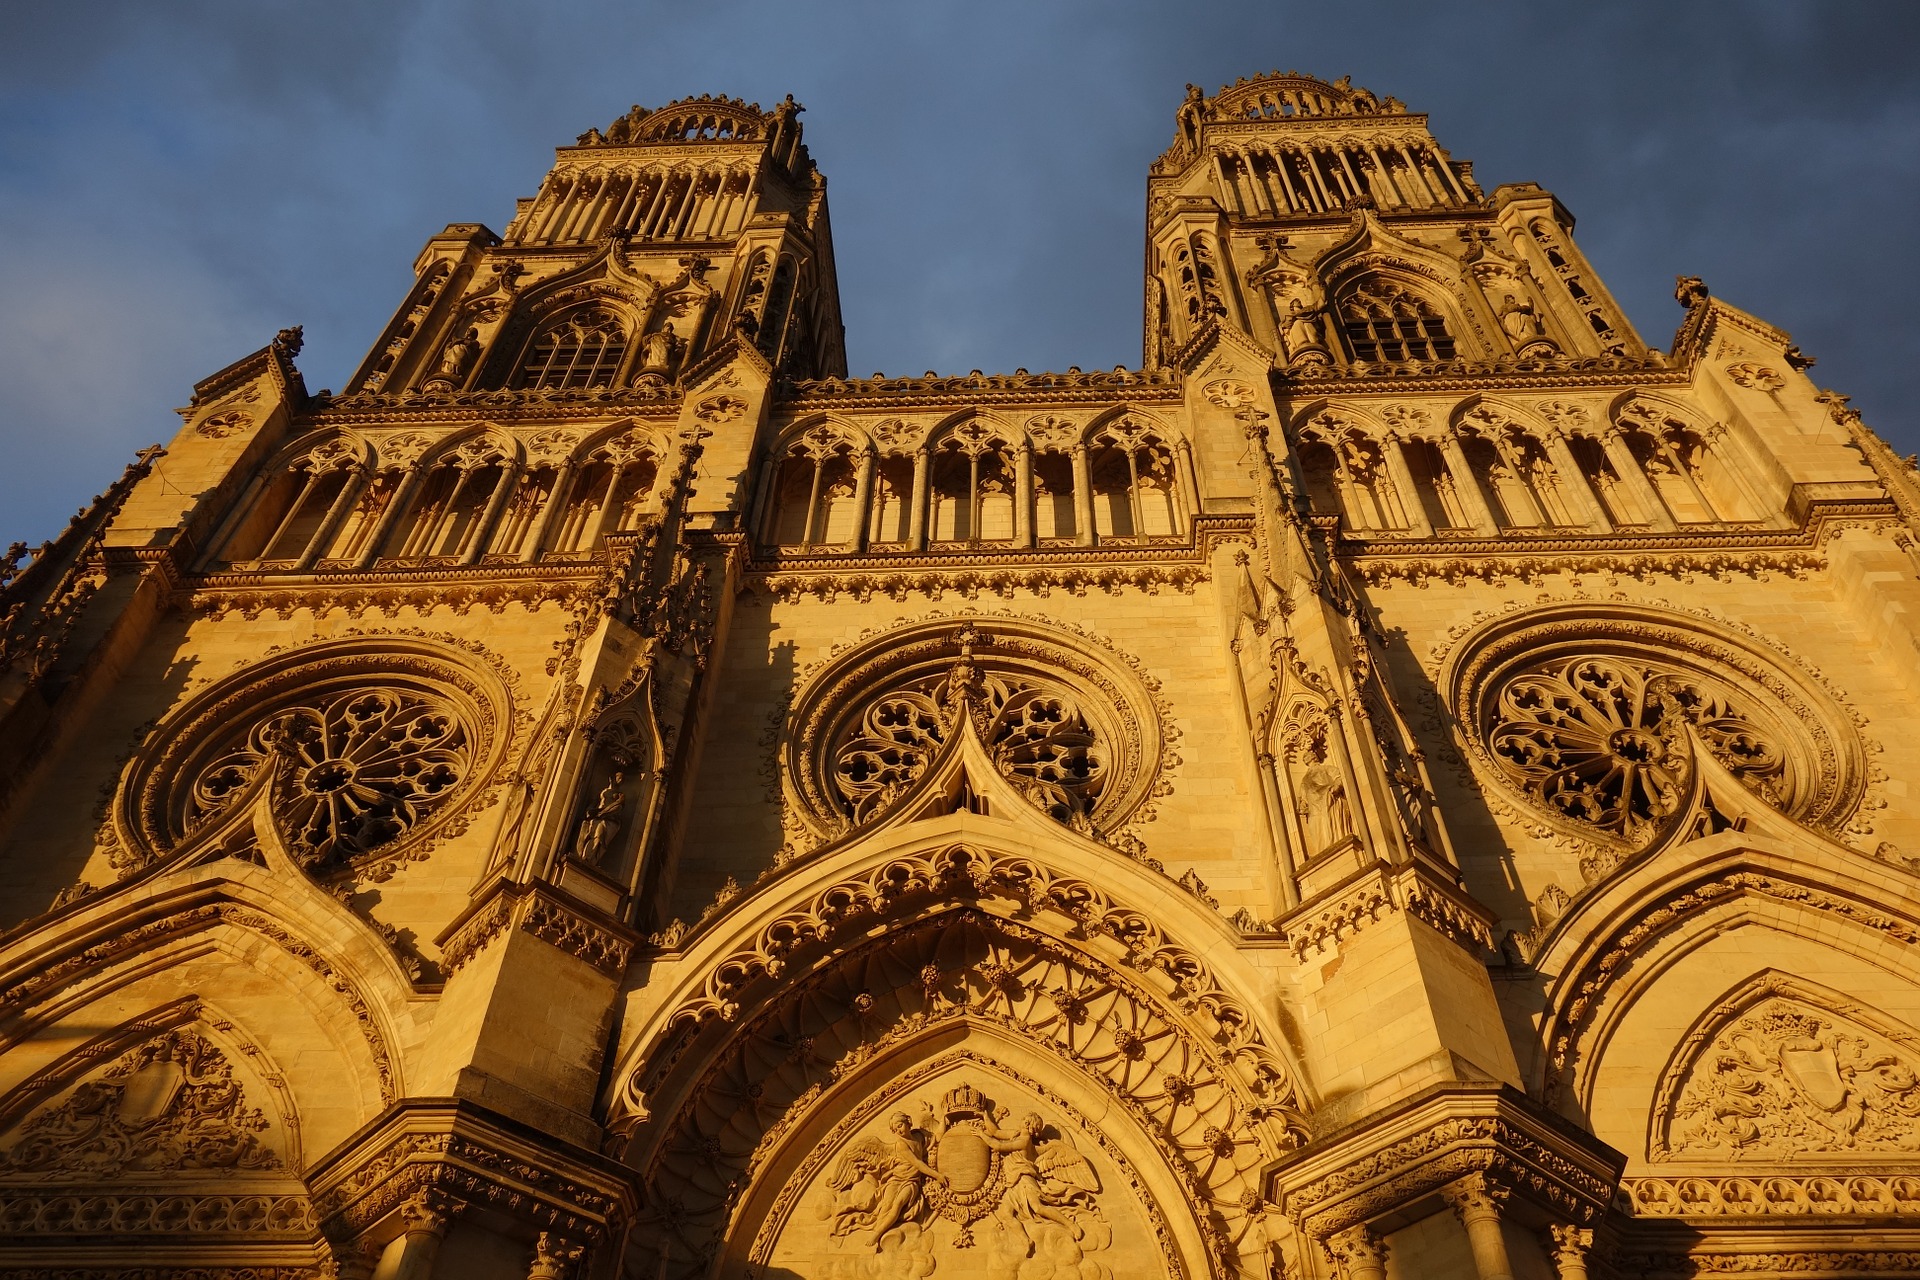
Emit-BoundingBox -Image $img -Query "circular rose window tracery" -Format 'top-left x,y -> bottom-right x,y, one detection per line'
120,639 -> 510,879
1448,605 -> 1863,850
786,619 -> 1166,841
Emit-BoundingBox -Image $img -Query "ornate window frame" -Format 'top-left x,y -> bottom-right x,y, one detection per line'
114,636 -> 516,881
780,616 -> 1173,845
1443,603 -> 1865,853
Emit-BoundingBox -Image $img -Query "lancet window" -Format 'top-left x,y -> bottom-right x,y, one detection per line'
1296,417 -> 1409,533
1398,436 -> 1474,532
216,438 -> 365,568
930,422 -> 1018,544
515,306 -> 627,390
1614,403 -> 1758,525
1086,418 -> 1180,538
770,426 -> 863,548
542,435 -> 662,555
867,456 -> 916,546
389,438 -> 518,563
1338,281 -> 1456,363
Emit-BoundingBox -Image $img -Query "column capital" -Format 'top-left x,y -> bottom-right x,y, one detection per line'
1443,1169 -> 1511,1223
1325,1222 -> 1386,1270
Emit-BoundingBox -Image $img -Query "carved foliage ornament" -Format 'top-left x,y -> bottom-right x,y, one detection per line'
1449,606 -> 1861,851
0,1030 -> 279,1178
119,639 -> 511,879
1655,985 -> 1920,1161
786,620 -> 1164,840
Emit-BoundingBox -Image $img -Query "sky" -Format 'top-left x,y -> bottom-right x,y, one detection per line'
2,1 -> 1916,545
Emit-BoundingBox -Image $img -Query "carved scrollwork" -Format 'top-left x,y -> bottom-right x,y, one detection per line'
1446,604 -> 1863,853
117,637 -> 513,880
0,1030 -> 280,1177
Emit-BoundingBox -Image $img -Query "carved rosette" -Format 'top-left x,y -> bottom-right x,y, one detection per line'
118,637 -> 514,880
1446,605 -> 1862,852
784,619 -> 1169,841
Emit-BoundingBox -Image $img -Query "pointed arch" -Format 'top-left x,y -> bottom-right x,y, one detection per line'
608,830 -> 1309,1280
211,429 -> 371,567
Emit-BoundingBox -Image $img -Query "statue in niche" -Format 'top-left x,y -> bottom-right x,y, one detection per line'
824,1112 -> 943,1249
1284,296 -> 1329,362
434,328 -> 478,382
639,321 -> 678,376
1499,293 -> 1545,344
573,771 -> 626,866
1298,764 -> 1355,854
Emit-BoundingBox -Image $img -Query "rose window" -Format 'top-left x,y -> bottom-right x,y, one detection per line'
119,640 -> 505,878
1487,657 -> 1785,844
189,688 -> 472,869
1449,605 -> 1863,851
833,670 -> 1106,824
785,619 -> 1166,841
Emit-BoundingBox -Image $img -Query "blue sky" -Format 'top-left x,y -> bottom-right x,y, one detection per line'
2,1 -> 1916,543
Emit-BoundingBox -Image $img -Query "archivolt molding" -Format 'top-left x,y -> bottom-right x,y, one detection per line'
777,615 -> 1178,852
112,634 -> 520,883
0,866 -> 412,1107
622,907 -> 1305,1280
1533,841 -> 1920,1110
1648,971 -> 1920,1162
1439,601 -> 1868,856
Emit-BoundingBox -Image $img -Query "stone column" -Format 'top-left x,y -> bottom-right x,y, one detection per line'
355,467 -> 423,568
1436,433 -> 1500,536
1548,1225 -> 1593,1280
1071,444 -> 1095,546
1540,429 -> 1610,532
376,1195 -> 451,1280
907,447 -> 930,550
1379,434 -> 1433,537
1013,440 -> 1034,548
462,463 -> 521,565
1600,430 -> 1677,530
523,458 -> 577,562
1325,1224 -> 1387,1280
296,466 -> 368,569
850,446 -> 876,552
528,1231 -> 585,1280
1445,1173 -> 1516,1280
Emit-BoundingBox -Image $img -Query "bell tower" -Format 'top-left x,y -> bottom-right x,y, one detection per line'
1144,72 -> 1644,372
344,92 -> 845,401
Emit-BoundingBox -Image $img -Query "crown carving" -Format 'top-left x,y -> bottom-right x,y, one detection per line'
941,1083 -> 988,1118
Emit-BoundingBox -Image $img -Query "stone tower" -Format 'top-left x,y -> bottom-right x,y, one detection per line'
2,73 -> 1918,1280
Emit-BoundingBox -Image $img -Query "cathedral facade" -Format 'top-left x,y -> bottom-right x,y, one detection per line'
2,71 -> 1918,1280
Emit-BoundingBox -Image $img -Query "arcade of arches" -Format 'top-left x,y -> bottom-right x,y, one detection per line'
2,71 -> 1919,1280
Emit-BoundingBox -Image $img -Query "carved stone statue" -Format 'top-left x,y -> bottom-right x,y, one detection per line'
1499,293 -> 1545,343
825,1112 -> 943,1249
574,771 -> 626,866
1284,297 -> 1327,360
1675,274 -> 1710,308
1299,764 -> 1355,852
1176,83 -> 1208,152
980,1111 -> 1100,1248
435,328 -> 478,380
639,322 -> 677,375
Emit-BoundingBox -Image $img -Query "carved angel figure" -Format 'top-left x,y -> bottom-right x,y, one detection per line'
825,1112 -> 942,1249
981,1112 -> 1102,1249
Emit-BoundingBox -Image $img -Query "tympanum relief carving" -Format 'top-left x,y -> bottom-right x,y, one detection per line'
1657,999 -> 1920,1159
771,1077 -> 1154,1280
0,1030 -> 281,1178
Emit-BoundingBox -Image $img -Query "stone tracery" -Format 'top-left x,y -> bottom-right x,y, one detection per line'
785,618 -> 1167,842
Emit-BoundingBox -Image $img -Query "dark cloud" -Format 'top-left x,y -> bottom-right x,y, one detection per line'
3,0 -> 1915,541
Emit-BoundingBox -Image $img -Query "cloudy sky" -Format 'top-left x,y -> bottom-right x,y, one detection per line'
2,1 -> 1915,544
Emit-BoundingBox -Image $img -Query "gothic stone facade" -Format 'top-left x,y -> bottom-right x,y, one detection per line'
1,74 -> 1916,1280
